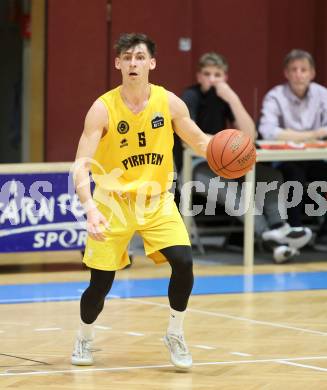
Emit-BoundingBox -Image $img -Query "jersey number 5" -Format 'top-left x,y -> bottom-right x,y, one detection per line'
138,131 -> 146,147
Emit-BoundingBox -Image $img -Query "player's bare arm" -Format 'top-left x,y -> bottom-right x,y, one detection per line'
168,92 -> 210,157
74,99 -> 109,241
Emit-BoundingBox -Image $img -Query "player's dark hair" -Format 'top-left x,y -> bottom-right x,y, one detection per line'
115,33 -> 156,57
284,49 -> 315,68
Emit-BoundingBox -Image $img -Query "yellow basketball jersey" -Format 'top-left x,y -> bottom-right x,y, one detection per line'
91,84 -> 174,197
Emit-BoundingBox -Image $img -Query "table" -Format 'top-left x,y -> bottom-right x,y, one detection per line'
181,142 -> 327,268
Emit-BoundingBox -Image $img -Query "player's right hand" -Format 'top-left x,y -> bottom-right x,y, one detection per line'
86,208 -> 109,241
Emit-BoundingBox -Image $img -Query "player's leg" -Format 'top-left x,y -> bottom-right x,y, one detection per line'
160,245 -> 194,369
71,268 -> 116,365
72,194 -> 135,365
160,245 -> 193,317
139,192 -> 193,369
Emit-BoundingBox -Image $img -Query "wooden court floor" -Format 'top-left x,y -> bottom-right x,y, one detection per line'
1,251 -> 327,389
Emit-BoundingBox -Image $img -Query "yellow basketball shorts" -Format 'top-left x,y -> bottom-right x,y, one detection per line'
83,191 -> 191,271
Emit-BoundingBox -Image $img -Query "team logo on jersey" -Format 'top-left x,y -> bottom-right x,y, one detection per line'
151,112 -> 164,129
117,121 -> 129,134
120,138 -> 128,148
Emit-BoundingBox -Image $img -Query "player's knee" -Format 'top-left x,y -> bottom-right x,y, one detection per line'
91,284 -> 111,300
88,269 -> 115,300
82,282 -> 111,305
176,255 -> 193,274
163,245 -> 193,274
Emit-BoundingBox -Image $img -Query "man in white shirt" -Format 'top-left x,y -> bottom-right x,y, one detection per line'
259,49 -> 327,250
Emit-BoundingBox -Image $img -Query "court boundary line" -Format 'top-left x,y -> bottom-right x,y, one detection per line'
277,359 -> 327,372
1,296 -> 327,377
127,298 -> 327,336
1,355 -> 327,376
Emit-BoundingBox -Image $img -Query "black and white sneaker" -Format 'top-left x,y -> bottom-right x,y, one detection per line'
273,245 -> 299,264
262,223 -> 312,249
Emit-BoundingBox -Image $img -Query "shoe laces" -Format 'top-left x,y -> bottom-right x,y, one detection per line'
168,334 -> 189,356
76,339 -> 91,357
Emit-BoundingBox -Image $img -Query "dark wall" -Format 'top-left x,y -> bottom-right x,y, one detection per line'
46,0 -> 107,161
311,0 -> 327,85
267,0 -> 316,88
192,0 -> 268,120
0,0 -> 22,163
109,0 -> 193,94
45,0 -> 327,161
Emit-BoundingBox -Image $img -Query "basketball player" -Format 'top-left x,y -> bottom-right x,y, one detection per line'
71,33 -> 213,369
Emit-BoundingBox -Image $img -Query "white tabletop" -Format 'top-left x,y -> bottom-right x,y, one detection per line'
256,141 -> 327,162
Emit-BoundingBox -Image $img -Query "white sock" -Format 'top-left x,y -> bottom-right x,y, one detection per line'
77,320 -> 94,341
167,308 -> 186,335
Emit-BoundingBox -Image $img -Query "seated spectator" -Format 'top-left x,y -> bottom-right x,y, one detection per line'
175,52 -> 311,263
258,49 -> 327,251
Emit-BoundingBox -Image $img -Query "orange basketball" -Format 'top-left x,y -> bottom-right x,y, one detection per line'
206,129 -> 256,179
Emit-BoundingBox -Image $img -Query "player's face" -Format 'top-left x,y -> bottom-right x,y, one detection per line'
197,65 -> 227,92
284,58 -> 315,98
115,44 -> 156,82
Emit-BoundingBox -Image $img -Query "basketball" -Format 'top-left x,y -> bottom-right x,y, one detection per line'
206,129 -> 256,179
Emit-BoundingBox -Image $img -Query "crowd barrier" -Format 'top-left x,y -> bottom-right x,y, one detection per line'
0,163 -> 85,252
